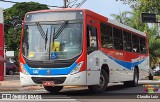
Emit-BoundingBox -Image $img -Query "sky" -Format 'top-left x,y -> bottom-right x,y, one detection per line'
0,0 -> 132,19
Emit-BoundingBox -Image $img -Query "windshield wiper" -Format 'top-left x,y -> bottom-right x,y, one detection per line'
35,21 -> 68,51
36,22 -> 46,39
54,21 -> 68,39
36,22 -> 48,50
45,29 -> 48,50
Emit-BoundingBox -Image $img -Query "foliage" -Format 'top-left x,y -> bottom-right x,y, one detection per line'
116,0 -> 136,4
133,0 -> 160,13
116,0 -> 160,14
4,2 -> 49,64
111,10 -> 146,31
147,26 -> 160,66
110,11 -> 130,24
154,72 -> 160,76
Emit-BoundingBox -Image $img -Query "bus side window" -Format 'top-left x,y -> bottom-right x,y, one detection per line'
100,22 -> 113,49
140,37 -> 147,54
123,31 -> 132,52
132,34 -> 140,53
113,27 -> 123,50
87,25 -> 98,48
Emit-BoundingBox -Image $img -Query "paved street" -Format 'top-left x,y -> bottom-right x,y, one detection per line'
0,75 -> 160,102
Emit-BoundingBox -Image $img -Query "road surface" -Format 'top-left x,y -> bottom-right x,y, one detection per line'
0,80 -> 160,102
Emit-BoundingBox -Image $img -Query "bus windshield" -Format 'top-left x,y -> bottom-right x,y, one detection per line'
22,21 -> 83,61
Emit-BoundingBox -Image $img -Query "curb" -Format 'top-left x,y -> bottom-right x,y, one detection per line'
0,88 -> 19,92
0,86 -> 43,92
0,84 -> 82,92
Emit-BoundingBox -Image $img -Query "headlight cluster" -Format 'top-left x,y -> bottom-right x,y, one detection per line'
70,61 -> 83,75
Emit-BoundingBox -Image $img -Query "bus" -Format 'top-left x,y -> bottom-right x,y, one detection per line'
20,9 -> 149,93
0,8 -> 4,81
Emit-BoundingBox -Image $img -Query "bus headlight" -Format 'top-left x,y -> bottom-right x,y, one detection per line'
70,61 -> 83,75
20,63 -> 29,75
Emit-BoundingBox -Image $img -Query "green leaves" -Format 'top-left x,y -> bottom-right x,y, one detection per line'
110,11 -> 131,24
4,2 -> 49,64
135,0 -> 160,14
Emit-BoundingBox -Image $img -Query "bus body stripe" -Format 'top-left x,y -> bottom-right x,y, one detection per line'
101,52 -> 146,70
24,62 -> 77,75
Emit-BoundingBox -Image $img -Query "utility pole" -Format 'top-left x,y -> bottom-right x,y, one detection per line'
63,0 -> 68,8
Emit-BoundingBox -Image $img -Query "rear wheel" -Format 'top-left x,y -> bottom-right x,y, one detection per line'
88,69 -> 108,93
44,86 -> 63,93
124,68 -> 139,87
132,68 -> 139,87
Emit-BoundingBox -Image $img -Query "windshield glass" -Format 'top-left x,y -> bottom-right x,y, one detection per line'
22,21 -> 83,61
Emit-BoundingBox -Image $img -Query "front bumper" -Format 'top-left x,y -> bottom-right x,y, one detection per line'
20,71 -> 87,87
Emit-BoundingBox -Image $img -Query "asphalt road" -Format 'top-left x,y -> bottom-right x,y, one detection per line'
0,80 -> 160,102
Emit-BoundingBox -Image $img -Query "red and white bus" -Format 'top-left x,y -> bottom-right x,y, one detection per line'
20,9 -> 149,93
0,8 -> 4,81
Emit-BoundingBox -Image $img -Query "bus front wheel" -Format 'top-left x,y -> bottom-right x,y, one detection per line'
44,86 -> 63,93
88,69 -> 108,93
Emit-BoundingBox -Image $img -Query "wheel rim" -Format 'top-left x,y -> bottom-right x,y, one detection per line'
99,74 -> 105,89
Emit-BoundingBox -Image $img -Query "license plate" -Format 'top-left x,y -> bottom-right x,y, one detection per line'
43,81 -> 54,86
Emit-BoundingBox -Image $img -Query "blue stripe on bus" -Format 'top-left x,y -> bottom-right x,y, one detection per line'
24,62 -> 77,75
102,52 -> 145,70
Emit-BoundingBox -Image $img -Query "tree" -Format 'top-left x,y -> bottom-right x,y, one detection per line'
115,0 -> 137,4
4,2 -> 49,64
111,10 -> 146,31
110,11 -> 130,24
116,0 -> 160,14
145,25 -> 160,66
132,0 -> 160,13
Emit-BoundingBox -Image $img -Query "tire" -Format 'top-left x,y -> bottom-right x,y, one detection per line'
8,69 -> 14,75
124,68 -> 139,87
88,69 -> 108,93
44,86 -> 63,93
132,68 -> 139,87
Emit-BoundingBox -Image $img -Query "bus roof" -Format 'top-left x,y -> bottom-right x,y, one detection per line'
26,8 -> 146,37
108,19 -> 146,37
26,8 -> 85,14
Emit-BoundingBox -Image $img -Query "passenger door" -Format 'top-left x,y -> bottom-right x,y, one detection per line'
86,16 -> 100,85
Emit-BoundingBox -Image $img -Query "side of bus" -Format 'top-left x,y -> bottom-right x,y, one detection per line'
84,10 -> 149,92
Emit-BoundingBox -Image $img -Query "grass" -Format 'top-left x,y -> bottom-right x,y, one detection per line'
154,73 -> 160,76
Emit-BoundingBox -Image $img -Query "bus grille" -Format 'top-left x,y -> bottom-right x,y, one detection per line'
31,77 -> 66,84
